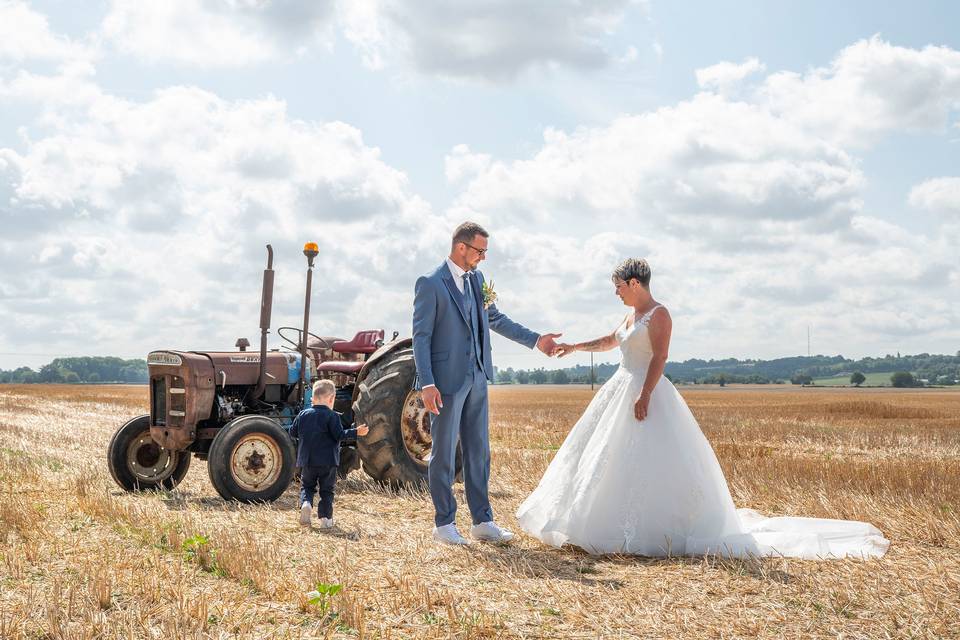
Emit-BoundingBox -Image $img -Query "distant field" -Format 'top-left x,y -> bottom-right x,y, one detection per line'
812,371 -> 898,386
1,384 -> 958,638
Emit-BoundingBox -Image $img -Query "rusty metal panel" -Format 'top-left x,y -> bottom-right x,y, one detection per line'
147,350 -> 215,450
199,352 -> 291,386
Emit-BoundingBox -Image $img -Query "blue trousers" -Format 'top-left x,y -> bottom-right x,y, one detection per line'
300,465 -> 337,519
428,364 -> 492,527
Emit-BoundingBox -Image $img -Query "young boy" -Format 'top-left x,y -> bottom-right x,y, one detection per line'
290,379 -> 369,528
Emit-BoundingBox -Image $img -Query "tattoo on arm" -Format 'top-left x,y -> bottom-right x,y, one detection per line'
575,334 -> 616,352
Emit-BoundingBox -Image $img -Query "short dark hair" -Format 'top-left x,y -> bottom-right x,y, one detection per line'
452,221 -> 489,248
612,258 -> 651,288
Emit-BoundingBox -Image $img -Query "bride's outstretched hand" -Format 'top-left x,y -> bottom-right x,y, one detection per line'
634,391 -> 651,421
555,343 -> 576,358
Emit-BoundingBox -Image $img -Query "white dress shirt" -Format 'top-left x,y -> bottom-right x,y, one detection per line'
445,257 -> 468,293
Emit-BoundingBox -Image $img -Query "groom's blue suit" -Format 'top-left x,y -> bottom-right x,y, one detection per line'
413,261 -> 540,527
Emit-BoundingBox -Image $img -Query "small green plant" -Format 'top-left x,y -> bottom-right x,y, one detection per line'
305,582 -> 343,617
182,534 -> 221,574
182,533 -> 209,557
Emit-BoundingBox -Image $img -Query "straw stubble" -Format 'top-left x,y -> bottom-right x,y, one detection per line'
0,383 -> 958,638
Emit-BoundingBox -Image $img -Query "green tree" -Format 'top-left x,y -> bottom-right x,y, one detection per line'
529,368 -> 548,384
850,371 -> 866,387
890,371 -> 915,388
790,374 -> 813,385
515,370 -> 530,384
38,364 -> 65,383
63,371 -> 81,383
550,369 -> 570,384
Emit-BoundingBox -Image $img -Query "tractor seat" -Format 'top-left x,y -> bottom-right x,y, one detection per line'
316,360 -> 365,375
332,330 -> 384,355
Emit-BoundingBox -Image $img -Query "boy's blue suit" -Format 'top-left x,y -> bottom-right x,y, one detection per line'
290,405 -> 358,519
413,261 -> 540,527
290,405 -> 357,467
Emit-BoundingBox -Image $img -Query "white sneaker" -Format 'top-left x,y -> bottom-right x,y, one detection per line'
318,517 -> 336,529
470,521 -> 514,543
432,523 -> 469,546
299,502 -> 312,526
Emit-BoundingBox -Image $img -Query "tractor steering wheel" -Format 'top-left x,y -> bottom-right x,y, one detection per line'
277,327 -> 333,352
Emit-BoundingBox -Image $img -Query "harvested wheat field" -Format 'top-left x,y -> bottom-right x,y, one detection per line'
1,383 -> 959,639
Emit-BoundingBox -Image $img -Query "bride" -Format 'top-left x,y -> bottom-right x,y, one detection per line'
515,258 -> 889,559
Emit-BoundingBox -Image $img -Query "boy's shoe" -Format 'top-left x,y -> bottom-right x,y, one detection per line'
470,521 -> 514,543
432,523 -> 469,546
299,502 -> 312,526
318,517 -> 336,529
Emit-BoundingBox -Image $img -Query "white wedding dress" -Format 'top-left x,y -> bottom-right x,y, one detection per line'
516,306 -> 889,559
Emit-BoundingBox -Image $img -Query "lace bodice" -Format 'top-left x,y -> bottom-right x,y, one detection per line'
615,305 -> 660,374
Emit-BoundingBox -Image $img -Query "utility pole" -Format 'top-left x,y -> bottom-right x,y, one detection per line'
590,352 -> 595,391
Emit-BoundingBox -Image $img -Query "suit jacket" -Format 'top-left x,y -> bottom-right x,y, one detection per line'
412,262 -> 539,395
289,405 -> 357,467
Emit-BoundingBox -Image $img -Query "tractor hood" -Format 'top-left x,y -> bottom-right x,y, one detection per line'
193,351 -> 302,386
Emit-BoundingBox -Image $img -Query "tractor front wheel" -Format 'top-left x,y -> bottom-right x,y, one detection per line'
207,416 -> 296,503
107,415 -> 191,491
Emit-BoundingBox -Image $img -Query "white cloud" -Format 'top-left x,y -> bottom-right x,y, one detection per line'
448,93 -> 863,229
0,0 -> 94,63
3,18 -> 959,370
98,0 -> 640,80
440,39 -> 960,365
759,36 -> 960,147
102,0 -> 335,67
340,0 -> 636,82
0,74 -> 448,361
909,177 -> 960,216
444,144 -> 491,184
652,41 -> 663,62
695,57 -> 765,94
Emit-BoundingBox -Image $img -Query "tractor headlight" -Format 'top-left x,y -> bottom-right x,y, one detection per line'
148,351 -> 183,366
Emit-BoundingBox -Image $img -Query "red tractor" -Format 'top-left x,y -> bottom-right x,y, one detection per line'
107,243 -> 453,502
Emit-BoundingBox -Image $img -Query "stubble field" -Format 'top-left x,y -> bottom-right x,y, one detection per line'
1,383 -> 959,639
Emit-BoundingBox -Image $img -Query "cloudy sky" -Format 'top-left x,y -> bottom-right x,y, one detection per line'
1,0 -> 959,372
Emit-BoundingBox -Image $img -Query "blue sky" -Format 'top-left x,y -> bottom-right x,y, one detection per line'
1,0 -> 958,372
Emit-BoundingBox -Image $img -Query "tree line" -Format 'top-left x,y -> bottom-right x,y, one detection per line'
494,352 -> 960,386
0,357 -> 148,384
4,352 -> 958,387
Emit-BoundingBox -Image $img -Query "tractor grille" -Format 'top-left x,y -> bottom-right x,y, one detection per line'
151,377 -> 166,426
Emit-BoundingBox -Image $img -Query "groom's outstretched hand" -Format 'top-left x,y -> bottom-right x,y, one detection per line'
536,333 -> 563,357
421,385 -> 443,415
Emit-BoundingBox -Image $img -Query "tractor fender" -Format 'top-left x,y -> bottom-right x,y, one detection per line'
351,337 -> 413,403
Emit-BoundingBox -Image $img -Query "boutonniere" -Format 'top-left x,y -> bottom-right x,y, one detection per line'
481,280 -> 497,309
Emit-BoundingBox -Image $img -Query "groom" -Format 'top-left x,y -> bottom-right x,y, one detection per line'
412,222 -> 561,545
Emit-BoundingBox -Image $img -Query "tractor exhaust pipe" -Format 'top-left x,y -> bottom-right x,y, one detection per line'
251,244 -> 275,402
298,242 -> 320,409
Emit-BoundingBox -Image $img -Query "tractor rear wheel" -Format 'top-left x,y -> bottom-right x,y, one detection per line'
337,445 -> 360,479
353,347 -> 461,486
207,416 -> 295,503
107,415 -> 191,491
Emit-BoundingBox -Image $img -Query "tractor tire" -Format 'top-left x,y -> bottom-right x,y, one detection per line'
207,415 -> 295,503
337,445 -> 360,479
107,415 -> 191,491
353,347 -> 461,486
